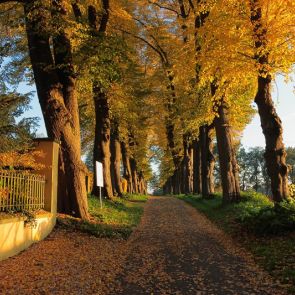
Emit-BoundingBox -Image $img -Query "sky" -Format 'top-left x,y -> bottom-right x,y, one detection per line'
20,75 -> 295,148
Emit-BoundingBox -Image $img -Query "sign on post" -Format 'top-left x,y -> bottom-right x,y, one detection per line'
95,161 -> 104,209
96,161 -> 104,187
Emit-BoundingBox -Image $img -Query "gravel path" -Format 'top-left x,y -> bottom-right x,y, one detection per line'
110,196 -> 285,295
0,196 -> 286,294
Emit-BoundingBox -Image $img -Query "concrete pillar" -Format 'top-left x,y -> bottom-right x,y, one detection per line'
33,138 -> 59,215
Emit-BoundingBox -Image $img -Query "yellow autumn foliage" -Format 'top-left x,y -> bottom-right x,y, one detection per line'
0,150 -> 45,170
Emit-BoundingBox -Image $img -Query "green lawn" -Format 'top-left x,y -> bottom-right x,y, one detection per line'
57,194 -> 148,239
176,193 -> 295,294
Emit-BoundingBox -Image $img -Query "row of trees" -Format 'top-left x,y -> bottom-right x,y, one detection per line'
0,0 -> 155,220
1,0 -> 294,220
152,0 -> 294,203
154,146 -> 295,196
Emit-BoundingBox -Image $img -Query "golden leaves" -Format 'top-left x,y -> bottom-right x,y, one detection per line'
0,150 -> 45,170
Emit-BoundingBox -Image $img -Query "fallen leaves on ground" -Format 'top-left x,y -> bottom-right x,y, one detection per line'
0,196 -> 287,295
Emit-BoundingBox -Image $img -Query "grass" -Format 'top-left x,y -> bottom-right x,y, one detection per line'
57,193 -> 148,239
176,192 -> 295,293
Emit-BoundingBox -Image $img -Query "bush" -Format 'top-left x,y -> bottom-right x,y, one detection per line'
237,197 -> 295,235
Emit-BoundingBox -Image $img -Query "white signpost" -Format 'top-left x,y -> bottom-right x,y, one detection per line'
95,161 -> 104,209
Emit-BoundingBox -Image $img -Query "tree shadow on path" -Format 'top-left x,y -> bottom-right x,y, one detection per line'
110,196 -> 286,295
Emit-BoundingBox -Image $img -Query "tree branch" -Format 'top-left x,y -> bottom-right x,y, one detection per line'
72,1 -> 82,20
132,17 -> 168,62
116,27 -> 166,63
188,0 -> 195,10
148,0 -> 179,15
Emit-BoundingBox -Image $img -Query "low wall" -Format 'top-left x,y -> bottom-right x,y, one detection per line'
0,138 -> 59,261
0,213 -> 56,261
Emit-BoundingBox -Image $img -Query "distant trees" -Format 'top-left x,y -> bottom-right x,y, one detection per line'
237,147 -> 268,194
156,0 -> 295,203
237,146 -> 295,195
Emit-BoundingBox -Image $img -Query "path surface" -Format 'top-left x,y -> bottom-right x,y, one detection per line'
110,196 -> 284,295
0,196 -> 285,294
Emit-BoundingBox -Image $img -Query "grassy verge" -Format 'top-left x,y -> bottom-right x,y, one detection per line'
57,194 -> 148,239
176,193 -> 295,294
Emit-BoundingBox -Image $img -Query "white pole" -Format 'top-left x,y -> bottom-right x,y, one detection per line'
99,186 -> 103,209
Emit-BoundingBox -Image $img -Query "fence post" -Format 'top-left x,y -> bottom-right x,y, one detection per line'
33,138 -> 59,215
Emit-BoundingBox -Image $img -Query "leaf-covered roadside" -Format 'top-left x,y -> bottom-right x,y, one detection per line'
176,193 -> 295,294
57,194 -> 148,239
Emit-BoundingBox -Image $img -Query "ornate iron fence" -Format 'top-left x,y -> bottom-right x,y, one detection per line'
0,171 -> 45,212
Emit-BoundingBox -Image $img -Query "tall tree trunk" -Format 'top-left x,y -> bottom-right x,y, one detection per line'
163,64 -> 181,170
165,119 -> 181,169
200,125 -> 215,197
24,0 -> 89,219
164,176 -> 172,195
182,134 -> 193,194
180,160 -> 185,193
110,121 -> 123,197
163,182 -> 166,195
88,3 -> 113,199
138,172 -> 145,195
172,169 -> 181,195
168,176 -> 173,194
91,89 -> 113,199
121,141 -> 133,193
130,158 -> 139,194
255,77 -> 289,201
214,100 -> 240,202
188,144 -> 194,193
250,0 -> 289,202
193,139 -> 202,194
190,2 -> 212,198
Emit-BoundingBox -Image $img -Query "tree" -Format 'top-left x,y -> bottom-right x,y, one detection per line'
23,0 -> 89,219
249,0 -> 290,202
110,119 -> 123,197
195,0 -> 294,202
0,91 -> 36,153
79,2 -> 113,199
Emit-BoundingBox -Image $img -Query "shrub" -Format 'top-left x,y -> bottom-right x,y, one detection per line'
237,198 -> 295,235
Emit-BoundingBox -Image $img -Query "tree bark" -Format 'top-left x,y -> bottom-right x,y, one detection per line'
250,0 -> 289,202
24,0 -> 89,219
172,169 -> 181,195
163,63 -> 181,170
165,118 -> 181,169
138,172 -> 145,195
121,141 -> 133,193
182,134 -> 193,194
193,139 -> 202,194
214,100 -> 240,202
110,121 -> 123,197
255,77 -> 289,201
130,158 -> 139,194
88,3 -> 113,199
164,176 -> 173,195
200,125 -> 215,197
91,89 -> 113,199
